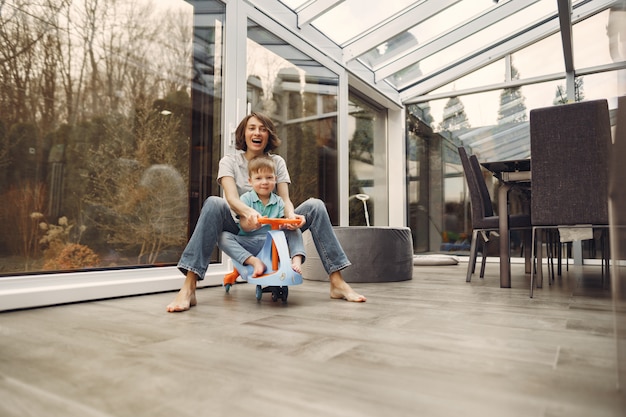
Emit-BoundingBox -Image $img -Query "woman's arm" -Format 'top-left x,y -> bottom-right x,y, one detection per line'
276,182 -> 305,229
221,176 -> 260,232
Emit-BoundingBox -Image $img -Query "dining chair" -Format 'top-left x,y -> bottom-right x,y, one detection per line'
458,147 -> 532,282
529,99 -> 611,297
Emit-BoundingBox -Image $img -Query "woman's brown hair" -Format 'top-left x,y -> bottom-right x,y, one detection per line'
234,112 -> 282,152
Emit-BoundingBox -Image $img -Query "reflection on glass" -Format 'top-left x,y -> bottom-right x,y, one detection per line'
311,0 -> 416,45
246,21 -> 340,223
388,1 -> 556,90
360,32 -> 419,70
361,0 -> 502,70
574,9 -> 619,69
430,60 -> 505,96
348,94 -> 388,226
511,32 -> 564,79
0,0 -> 224,275
576,72 -> 622,104
407,78 -> 570,254
406,115 -> 429,252
442,146 -> 470,254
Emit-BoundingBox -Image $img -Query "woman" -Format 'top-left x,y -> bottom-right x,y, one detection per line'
167,112 -> 366,312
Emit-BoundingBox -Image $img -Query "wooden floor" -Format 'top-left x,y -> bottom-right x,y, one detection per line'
0,262 -> 624,417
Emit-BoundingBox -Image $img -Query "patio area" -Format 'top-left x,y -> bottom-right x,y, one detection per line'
0,261 -> 624,417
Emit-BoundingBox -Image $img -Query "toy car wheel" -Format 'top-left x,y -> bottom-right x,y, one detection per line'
281,286 -> 288,302
271,288 -> 279,302
224,284 -> 231,293
255,285 -> 263,301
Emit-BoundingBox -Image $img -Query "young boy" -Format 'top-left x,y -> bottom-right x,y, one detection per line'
218,155 -> 305,277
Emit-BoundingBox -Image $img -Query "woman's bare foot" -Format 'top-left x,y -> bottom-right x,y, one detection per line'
291,255 -> 303,274
245,256 -> 266,277
329,271 -> 366,302
166,272 -> 198,312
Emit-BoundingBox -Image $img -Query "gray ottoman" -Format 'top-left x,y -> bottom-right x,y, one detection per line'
301,226 -> 414,283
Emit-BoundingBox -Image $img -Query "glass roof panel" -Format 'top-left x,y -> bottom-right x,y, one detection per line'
310,0 -> 417,46
574,8 -> 620,69
387,0 -> 556,90
359,0 -> 503,69
247,19 -> 337,78
276,0 -> 622,105
511,32 -> 564,79
579,71 -> 622,105
429,59 -> 506,96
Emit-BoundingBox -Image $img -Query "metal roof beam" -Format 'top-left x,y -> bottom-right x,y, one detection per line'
375,0 -> 541,82
297,0 -> 345,28
342,0 -> 461,62
557,0 -> 574,72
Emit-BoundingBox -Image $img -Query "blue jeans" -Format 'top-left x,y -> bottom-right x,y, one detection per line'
295,198 -> 351,274
177,197 -> 350,279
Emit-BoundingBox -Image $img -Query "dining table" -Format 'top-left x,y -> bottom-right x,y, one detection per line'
481,159 -> 531,288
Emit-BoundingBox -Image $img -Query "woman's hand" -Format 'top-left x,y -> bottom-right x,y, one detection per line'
239,207 -> 261,232
281,214 -> 305,230
275,183 -> 304,230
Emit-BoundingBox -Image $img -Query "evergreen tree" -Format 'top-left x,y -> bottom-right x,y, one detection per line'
439,96 -> 470,132
497,64 -> 527,124
553,77 -> 585,105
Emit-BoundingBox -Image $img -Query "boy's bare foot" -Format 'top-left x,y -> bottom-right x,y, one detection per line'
246,256 -> 266,277
329,271 -> 366,302
291,255 -> 303,274
166,271 -> 198,312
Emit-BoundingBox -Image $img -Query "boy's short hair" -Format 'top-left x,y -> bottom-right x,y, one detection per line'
248,155 -> 276,176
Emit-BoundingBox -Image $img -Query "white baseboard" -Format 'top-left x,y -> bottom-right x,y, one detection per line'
0,265 -> 229,312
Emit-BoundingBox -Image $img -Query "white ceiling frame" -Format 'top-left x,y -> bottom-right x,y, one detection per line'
297,0 -> 345,28
398,0 -> 616,101
246,0 -> 344,75
403,60 -> 626,105
248,0 -> 401,105
374,0 -> 542,82
341,0 -> 461,62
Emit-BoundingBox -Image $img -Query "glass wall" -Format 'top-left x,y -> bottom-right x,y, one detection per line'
246,20 -> 341,223
348,93 -> 388,226
406,6 -> 623,254
0,0 -> 225,275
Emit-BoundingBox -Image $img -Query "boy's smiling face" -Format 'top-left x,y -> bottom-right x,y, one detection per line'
249,168 -> 276,198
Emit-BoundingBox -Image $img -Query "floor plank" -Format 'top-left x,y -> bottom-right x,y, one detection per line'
0,262 -> 624,417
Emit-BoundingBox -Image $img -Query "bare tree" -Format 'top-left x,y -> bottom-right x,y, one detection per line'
55,0 -> 85,125
85,105 -> 187,263
158,5 -> 194,95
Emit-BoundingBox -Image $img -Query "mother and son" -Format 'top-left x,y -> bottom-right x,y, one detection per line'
167,112 -> 366,312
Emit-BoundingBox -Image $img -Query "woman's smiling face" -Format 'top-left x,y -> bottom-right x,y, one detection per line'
245,116 -> 270,155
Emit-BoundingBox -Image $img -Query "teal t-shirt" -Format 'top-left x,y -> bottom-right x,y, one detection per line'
238,190 -> 285,236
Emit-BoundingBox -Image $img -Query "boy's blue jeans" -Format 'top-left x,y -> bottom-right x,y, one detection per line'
217,226 -> 305,267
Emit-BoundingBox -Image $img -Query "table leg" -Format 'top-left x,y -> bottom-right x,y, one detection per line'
499,184 -> 512,288
524,229 -> 532,274
536,229 -> 543,288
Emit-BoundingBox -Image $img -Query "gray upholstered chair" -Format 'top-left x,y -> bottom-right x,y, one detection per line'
529,99 -> 611,297
458,147 -> 531,282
